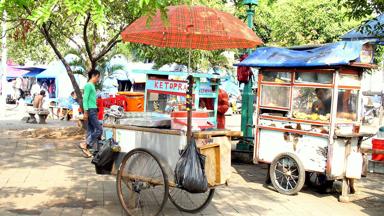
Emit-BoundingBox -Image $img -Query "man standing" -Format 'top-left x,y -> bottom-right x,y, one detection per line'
80,69 -> 102,158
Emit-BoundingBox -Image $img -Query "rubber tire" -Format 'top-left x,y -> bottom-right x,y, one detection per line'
169,188 -> 215,213
270,152 -> 305,195
116,148 -> 169,216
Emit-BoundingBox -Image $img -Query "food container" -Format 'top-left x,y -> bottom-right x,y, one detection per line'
171,111 -> 214,130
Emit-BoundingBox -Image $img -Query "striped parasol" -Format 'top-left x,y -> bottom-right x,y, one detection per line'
121,5 -> 263,50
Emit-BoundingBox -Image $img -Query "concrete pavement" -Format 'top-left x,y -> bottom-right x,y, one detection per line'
0,134 -> 383,216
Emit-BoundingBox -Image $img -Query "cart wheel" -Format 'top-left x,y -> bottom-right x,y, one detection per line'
306,172 -> 334,193
270,152 -> 305,195
169,187 -> 215,213
116,148 -> 169,216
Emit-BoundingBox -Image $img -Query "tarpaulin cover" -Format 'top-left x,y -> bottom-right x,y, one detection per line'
19,67 -> 46,77
235,41 -> 368,68
341,14 -> 384,43
6,66 -> 28,78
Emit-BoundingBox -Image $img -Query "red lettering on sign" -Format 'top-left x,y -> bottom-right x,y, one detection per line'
154,81 -> 159,88
165,81 -> 169,89
159,81 -> 163,89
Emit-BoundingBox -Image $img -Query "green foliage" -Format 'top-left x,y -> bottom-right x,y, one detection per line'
338,0 -> 384,36
267,0 -> 361,46
1,0 -> 186,67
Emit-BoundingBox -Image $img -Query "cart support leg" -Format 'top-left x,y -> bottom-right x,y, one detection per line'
339,177 -> 350,203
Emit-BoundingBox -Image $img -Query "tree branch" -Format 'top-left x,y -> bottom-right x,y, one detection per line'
93,25 -> 126,62
83,12 -> 93,63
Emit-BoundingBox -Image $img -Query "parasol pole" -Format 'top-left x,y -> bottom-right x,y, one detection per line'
186,26 -> 193,146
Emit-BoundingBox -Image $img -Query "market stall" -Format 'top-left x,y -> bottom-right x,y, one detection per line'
103,70 -> 238,214
236,41 -> 377,201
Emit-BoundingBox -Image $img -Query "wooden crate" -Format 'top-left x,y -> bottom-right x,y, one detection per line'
197,136 -> 231,186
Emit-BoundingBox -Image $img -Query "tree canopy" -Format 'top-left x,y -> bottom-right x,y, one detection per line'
1,0 -> 185,104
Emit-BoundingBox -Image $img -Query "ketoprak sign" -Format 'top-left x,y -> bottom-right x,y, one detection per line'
146,79 -> 214,97
146,79 -> 188,95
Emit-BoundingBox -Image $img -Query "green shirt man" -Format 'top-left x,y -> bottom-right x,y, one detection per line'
83,82 -> 97,111
80,70 -> 101,158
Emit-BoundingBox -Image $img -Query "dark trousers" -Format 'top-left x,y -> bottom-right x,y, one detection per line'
118,80 -> 132,92
86,108 -> 102,148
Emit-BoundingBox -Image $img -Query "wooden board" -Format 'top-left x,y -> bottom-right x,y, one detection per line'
104,124 -> 183,135
197,136 -> 231,186
194,130 -> 242,139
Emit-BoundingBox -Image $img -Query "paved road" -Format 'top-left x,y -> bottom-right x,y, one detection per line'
0,134 -> 383,216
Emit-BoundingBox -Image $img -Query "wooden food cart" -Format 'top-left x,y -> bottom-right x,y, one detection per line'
103,70 -> 237,215
236,41 -> 376,201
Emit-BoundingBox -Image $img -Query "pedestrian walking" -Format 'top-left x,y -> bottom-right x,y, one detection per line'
79,69 -> 102,158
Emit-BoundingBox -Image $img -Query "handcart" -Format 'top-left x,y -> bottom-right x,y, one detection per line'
102,71 -> 239,215
236,41 -> 377,201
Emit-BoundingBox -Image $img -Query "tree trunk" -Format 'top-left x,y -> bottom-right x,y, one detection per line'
39,23 -> 85,127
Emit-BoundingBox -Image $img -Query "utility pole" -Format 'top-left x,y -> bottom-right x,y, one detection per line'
237,0 -> 257,151
1,10 -> 7,104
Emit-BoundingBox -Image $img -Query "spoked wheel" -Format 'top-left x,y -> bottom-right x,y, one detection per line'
169,187 -> 215,213
116,148 -> 169,216
270,152 -> 305,195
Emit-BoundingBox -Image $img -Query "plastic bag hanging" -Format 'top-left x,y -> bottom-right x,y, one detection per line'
174,139 -> 209,193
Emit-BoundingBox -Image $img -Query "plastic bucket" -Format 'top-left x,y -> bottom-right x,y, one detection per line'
372,138 -> 384,161
117,92 -> 144,112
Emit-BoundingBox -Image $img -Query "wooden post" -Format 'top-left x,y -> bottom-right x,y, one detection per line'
339,138 -> 352,203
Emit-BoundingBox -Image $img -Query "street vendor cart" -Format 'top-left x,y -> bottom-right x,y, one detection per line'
236,41 -> 377,201
103,70 -> 238,215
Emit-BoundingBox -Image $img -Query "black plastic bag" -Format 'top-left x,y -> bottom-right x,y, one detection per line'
91,138 -> 119,175
175,139 -> 208,193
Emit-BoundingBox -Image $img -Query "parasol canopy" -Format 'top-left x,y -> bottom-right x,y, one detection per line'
121,5 -> 263,50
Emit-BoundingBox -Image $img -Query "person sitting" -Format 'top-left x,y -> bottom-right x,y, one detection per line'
33,90 -> 46,110
27,90 -> 48,124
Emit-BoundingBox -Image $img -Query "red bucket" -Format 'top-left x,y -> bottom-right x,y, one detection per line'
372,138 -> 384,161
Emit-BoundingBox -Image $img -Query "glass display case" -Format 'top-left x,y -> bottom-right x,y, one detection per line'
261,71 -> 291,83
260,85 -> 290,108
292,87 -> 332,121
336,89 -> 359,122
258,69 -> 362,127
295,72 -> 333,84
339,74 -> 361,86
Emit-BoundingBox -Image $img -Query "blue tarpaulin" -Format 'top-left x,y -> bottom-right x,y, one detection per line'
17,67 -> 46,77
341,14 -> 384,43
235,41 -> 368,68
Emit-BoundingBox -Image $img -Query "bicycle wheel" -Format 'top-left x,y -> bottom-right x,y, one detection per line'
116,148 -> 169,216
169,187 -> 215,213
270,152 -> 305,195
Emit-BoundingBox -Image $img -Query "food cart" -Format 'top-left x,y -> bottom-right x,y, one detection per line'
103,70 -> 238,215
236,41 -> 377,201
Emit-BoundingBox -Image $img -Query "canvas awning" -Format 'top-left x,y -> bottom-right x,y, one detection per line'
235,41 -> 370,68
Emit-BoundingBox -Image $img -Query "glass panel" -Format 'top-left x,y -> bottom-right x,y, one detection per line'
295,72 -> 333,84
261,71 -> 291,83
337,89 -> 359,122
261,85 -> 290,108
339,74 -> 361,86
292,87 -> 332,121
146,92 -> 187,113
